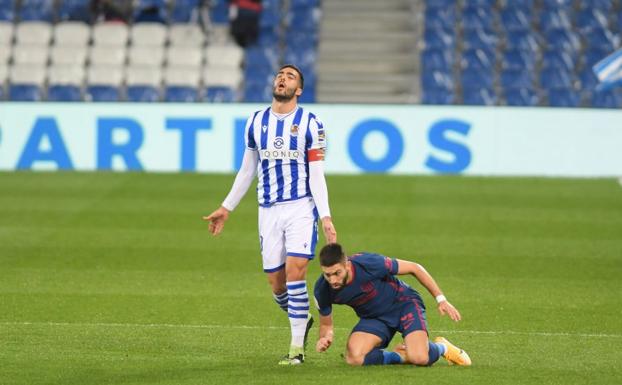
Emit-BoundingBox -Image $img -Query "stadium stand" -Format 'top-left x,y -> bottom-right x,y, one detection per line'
0,0 -> 620,107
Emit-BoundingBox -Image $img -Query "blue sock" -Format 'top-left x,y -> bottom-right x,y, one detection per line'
383,351 -> 403,365
363,348 -> 384,365
273,291 -> 288,312
427,342 -> 443,366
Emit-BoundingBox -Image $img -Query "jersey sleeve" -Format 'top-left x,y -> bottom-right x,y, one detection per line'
313,276 -> 333,316
306,114 -> 327,151
244,111 -> 260,150
359,253 -> 399,278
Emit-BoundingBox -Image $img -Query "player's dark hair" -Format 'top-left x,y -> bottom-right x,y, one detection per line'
279,64 -> 304,89
319,243 -> 346,267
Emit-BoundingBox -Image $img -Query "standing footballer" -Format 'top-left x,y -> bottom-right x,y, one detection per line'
203,64 -> 337,365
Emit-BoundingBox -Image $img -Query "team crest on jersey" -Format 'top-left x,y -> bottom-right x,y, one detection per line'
273,136 -> 284,149
290,124 -> 299,135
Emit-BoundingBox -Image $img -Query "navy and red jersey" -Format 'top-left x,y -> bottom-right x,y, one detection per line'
313,252 -> 422,319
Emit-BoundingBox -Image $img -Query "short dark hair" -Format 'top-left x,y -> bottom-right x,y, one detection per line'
319,243 -> 346,267
279,64 -> 304,89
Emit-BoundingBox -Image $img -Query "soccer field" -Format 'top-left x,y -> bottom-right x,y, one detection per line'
1,172 -> 621,385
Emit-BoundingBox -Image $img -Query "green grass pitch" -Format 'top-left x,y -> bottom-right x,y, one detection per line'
1,172 -> 621,385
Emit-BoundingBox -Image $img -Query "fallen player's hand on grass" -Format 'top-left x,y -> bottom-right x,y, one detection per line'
438,300 -> 461,322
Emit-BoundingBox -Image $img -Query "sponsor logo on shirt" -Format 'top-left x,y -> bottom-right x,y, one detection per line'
261,149 -> 302,160
274,136 -> 284,149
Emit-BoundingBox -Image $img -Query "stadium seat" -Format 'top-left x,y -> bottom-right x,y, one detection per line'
130,22 -> 167,46
426,0 -> 456,8
166,46 -> 203,68
48,65 -> 84,86
205,44 -> 244,67
283,47 -> 316,71
579,67 -> 599,90
423,27 -> 455,49
576,8 -> 609,33
547,88 -> 581,107
8,64 -> 46,101
500,69 -> 533,89
422,88 -> 455,105
209,0 -> 229,24
47,85 -> 82,101
50,45 -> 87,66
582,48 -> 611,69
0,21 -> 13,45
501,49 -> 535,71
500,7 -> 530,32
170,0 -> 200,23
164,66 -> 200,102
540,67 -> 574,89
15,21 -> 52,45
421,48 -> 454,71
93,23 -> 129,47
504,88 -> 540,106
205,86 -> 236,102
128,46 -> 164,66
12,44 -> 48,65
0,44 -> 11,66
460,48 -> 494,70
89,46 -> 127,66
424,7 -> 456,29
0,1 -> 14,21
542,49 -> 574,72
57,0 -> 92,22
545,29 -> 581,54
54,22 -> 91,47
591,89 -> 622,108
461,68 -> 493,89
244,46 -> 280,72
126,65 -> 161,102
168,23 -> 205,47
463,28 -> 498,50
462,7 -> 493,31
203,66 -> 242,88
243,84 -> 272,103
505,30 -> 539,52
86,65 -> 124,101
539,8 -> 572,32
462,87 -> 497,106
19,0 -> 54,22
133,0 -> 168,24
422,70 -> 454,91
578,0 -> 613,11
584,28 -> 619,52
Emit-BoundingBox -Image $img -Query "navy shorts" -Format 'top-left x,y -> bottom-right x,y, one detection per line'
351,295 -> 428,349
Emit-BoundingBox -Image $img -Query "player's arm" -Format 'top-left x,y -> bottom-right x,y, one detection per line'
307,118 -> 336,244
202,148 -> 258,235
316,313 -> 334,353
396,259 -> 462,322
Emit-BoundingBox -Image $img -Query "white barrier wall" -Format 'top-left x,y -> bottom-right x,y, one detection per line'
0,103 -> 621,177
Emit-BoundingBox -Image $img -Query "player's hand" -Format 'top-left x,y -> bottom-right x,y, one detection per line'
321,217 -> 337,244
438,300 -> 461,322
202,207 -> 230,236
316,336 -> 332,352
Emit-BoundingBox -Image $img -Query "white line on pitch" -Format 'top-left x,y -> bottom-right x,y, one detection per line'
1,321 -> 620,339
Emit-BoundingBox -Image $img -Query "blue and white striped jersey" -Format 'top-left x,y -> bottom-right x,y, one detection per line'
245,106 -> 326,207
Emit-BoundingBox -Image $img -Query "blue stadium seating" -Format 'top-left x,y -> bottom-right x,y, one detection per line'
545,29 -> 581,54
504,0 -> 534,11
170,0 -> 200,23
205,86 -> 236,103
426,0 -> 455,8
245,46 -> 280,72
547,88 -> 581,107
500,69 -> 533,89
9,84 -> 43,101
298,86 -> 315,103
462,87 -> 497,106
505,30 -> 539,52
540,67 -> 574,89
421,48 -> 453,71
422,88 -> 454,105
500,8 -> 530,33
504,88 -> 539,106
284,47 -> 316,70
244,84 -> 272,103
576,8 -> 609,33
583,48 -> 610,68
591,89 -> 622,108
463,28 -> 497,50
0,0 -> 14,21
127,86 -> 160,102
86,86 -> 121,102
424,7 -> 455,29
0,84 -> 4,100
422,70 -> 454,91
542,49 -> 574,71
47,85 -> 82,102
57,0 -> 91,22
19,0 -> 54,22
541,0 -> 574,9
461,68 -> 493,89
539,8 -> 572,32
133,0 -> 167,24
462,7 -> 493,31
579,0 -> 613,11
461,48 -> 494,70
584,28 -> 619,51
424,27 -> 455,49
209,0 -> 229,24
164,86 -> 199,102
502,50 -> 536,71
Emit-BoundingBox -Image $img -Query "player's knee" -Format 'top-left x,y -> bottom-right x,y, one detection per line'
344,351 -> 365,366
408,352 -> 430,366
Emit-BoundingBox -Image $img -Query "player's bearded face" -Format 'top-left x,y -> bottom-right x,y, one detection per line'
323,263 -> 349,290
272,80 -> 298,102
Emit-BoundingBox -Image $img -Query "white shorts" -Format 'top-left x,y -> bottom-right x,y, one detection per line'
258,197 -> 319,273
